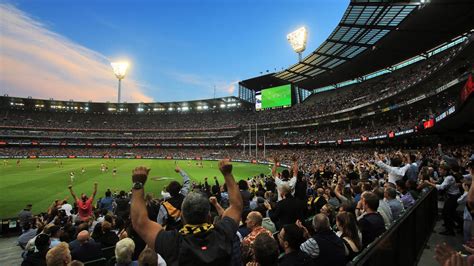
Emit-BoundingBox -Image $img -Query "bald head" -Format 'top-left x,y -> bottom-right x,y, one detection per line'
77,230 -> 90,244
246,211 -> 263,230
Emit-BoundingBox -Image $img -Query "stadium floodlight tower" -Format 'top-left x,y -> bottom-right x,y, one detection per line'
287,27 -> 308,62
111,62 -> 129,103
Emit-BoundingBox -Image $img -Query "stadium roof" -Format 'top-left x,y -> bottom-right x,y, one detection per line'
240,0 -> 474,91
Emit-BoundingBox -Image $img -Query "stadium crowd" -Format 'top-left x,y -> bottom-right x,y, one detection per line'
1,36 -> 471,134
14,142 -> 474,266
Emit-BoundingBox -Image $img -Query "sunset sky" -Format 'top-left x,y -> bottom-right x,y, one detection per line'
0,0 -> 348,102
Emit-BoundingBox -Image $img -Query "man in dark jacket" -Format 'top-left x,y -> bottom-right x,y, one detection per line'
300,214 -> 346,266
266,184 -> 305,229
70,230 -> 103,262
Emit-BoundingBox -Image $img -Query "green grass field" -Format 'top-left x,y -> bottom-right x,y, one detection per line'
0,159 -> 277,219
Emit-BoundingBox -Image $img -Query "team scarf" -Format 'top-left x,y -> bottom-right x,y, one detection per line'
179,223 -> 215,236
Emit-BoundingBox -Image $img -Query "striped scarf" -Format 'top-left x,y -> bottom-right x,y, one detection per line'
179,223 -> 214,236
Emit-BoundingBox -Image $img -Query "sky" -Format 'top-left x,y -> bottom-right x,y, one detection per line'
0,0 -> 349,103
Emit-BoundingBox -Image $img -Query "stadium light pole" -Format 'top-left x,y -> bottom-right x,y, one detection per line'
287,27 -> 308,62
111,62 -> 129,103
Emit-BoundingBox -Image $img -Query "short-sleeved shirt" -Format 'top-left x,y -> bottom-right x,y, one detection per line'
155,216 -> 238,266
242,226 -> 272,247
77,198 -> 93,221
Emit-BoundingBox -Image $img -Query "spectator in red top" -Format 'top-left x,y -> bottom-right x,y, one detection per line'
68,183 -> 98,222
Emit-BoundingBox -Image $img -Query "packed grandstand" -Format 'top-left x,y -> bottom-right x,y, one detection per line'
1,0 -> 474,266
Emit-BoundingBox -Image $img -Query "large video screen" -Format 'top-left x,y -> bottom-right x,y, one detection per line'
255,84 -> 292,110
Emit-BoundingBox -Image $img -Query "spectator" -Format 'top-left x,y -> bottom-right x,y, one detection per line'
70,230 -> 103,262
266,184 -> 305,229
48,225 -> 62,248
18,222 -> 37,249
115,238 -> 138,266
272,155 -> 298,201
115,191 -> 130,220
22,233 -> 50,266
299,214 -> 346,266
19,204 -> 33,229
251,233 -> 279,266
457,177 -> 472,243
375,152 -> 409,185
68,183 -> 98,222
357,192 -> 386,248
97,221 -> 119,248
277,224 -> 311,266
395,180 -> 416,210
239,180 -> 252,211
242,211 -> 272,247
336,212 -> 362,262
46,242 -> 71,266
99,189 -> 114,212
138,247 -> 166,266
309,188 -> 327,215
404,153 -> 419,181
425,162 -> 462,235
373,188 -> 393,229
241,211 -> 273,263
156,165 -> 191,230
59,201 -> 73,217
384,187 -> 404,220
130,160 -> 243,265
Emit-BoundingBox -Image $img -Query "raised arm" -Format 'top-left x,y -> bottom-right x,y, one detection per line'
272,155 -> 279,179
130,166 -> 163,249
90,182 -> 98,200
291,154 -> 298,178
219,160 -> 243,224
175,165 -> 191,196
209,196 -> 225,217
68,185 -> 78,202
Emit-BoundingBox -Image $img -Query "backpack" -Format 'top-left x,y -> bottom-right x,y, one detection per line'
177,228 -> 233,266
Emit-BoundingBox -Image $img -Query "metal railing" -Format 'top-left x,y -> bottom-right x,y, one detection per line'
349,188 -> 438,266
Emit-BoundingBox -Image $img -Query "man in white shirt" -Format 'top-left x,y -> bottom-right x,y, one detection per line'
374,152 -> 410,185
272,155 -> 298,201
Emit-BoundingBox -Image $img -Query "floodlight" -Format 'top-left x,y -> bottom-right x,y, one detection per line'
111,62 -> 129,79
287,27 -> 308,61
111,62 -> 129,103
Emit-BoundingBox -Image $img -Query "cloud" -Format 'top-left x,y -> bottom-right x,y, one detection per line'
165,70 -> 239,97
0,4 -> 153,103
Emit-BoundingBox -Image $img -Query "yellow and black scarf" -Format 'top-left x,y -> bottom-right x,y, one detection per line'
179,223 -> 214,236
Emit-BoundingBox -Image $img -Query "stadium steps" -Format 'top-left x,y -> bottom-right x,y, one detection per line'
0,236 -> 23,265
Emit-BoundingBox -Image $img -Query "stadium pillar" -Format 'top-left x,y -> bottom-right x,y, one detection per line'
263,133 -> 266,160
249,124 -> 251,157
255,123 -> 258,161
